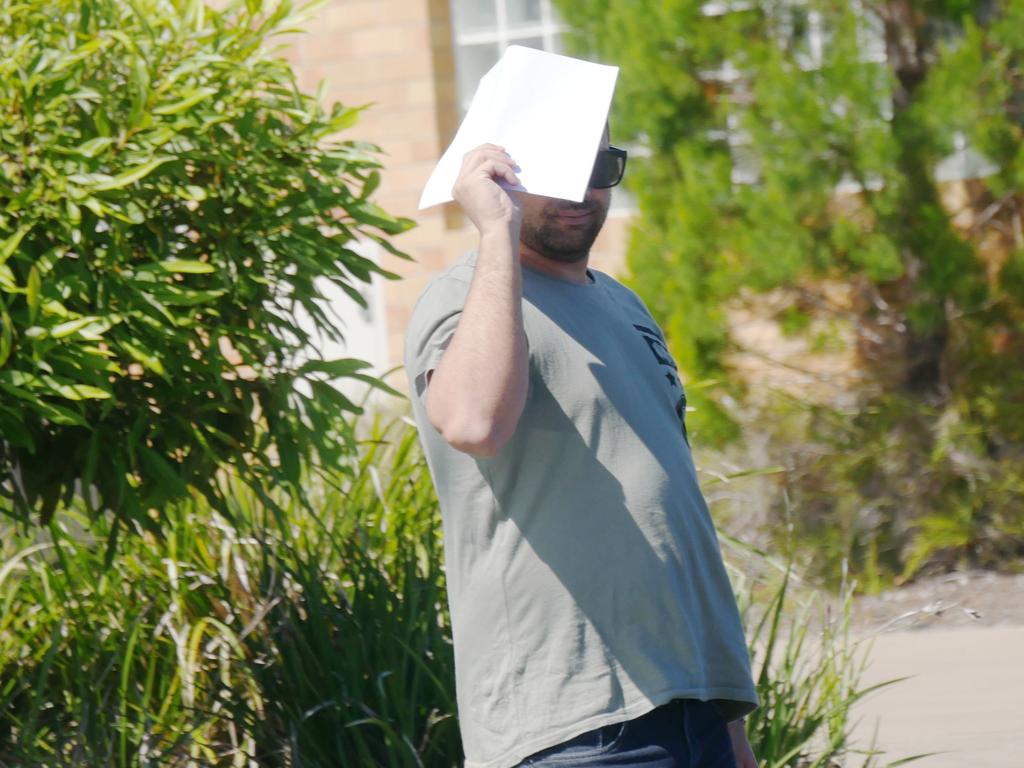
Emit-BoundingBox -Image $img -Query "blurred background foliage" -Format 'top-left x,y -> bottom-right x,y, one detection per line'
1,419 -> 458,767
553,0 -> 1024,586
0,0 -> 411,541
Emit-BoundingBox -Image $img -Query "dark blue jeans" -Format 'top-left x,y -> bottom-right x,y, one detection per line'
514,699 -> 736,767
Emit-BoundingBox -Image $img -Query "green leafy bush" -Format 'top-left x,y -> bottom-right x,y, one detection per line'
0,419 -> 457,767
772,387 -> 1024,587
0,0 -> 411,532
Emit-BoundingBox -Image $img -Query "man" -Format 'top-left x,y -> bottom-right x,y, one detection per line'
404,132 -> 759,768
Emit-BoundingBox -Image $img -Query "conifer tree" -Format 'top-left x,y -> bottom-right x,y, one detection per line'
555,0 -> 1024,579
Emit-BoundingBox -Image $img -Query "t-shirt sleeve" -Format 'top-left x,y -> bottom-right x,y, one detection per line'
403,274 -> 471,402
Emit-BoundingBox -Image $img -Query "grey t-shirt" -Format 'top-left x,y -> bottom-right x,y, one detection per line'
404,251 -> 757,768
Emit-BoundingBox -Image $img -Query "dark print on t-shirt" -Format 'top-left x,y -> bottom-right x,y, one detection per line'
632,323 -> 689,445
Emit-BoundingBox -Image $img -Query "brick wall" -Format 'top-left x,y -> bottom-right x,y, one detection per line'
280,0 -> 632,378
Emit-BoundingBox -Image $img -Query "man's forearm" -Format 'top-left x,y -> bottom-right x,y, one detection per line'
425,221 -> 529,457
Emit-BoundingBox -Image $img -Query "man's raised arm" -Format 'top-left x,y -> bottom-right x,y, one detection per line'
424,144 -> 529,458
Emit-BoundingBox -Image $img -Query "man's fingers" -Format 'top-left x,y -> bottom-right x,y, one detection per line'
467,152 -> 517,177
476,159 -> 520,187
456,150 -> 520,189
462,146 -> 518,176
473,142 -> 507,155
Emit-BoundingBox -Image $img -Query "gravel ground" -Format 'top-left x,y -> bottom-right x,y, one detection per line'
851,569 -> 1024,633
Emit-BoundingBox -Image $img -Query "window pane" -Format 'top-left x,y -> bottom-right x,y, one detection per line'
452,0 -> 497,33
507,0 -> 542,28
455,42 -> 501,107
858,6 -> 886,61
507,35 -> 544,51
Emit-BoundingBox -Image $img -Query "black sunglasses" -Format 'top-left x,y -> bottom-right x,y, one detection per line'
589,146 -> 628,189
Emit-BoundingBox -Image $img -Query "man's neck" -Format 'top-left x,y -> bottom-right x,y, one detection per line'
519,244 -> 592,285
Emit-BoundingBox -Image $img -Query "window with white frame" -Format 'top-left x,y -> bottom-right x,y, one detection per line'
775,3 -> 827,70
450,0 -> 568,113
700,0 -> 889,187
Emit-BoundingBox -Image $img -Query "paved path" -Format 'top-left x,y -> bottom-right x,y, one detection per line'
850,625 -> 1024,767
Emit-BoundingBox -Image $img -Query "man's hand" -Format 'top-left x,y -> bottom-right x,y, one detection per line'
727,720 -> 758,768
452,143 -> 522,236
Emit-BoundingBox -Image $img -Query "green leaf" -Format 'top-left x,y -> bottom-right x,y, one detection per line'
351,201 -> 402,230
0,380 -> 87,426
310,380 -> 362,415
51,382 -> 112,401
274,422 -> 302,485
175,185 -> 208,201
151,87 -> 218,115
90,157 -> 175,191
136,259 -> 215,275
73,136 -> 116,158
0,225 -> 32,265
160,259 -> 215,274
121,340 -> 167,377
0,264 -> 16,290
127,55 -> 151,129
145,284 -> 225,306
361,170 -> 381,199
349,372 -> 403,398
73,315 -> 121,341
80,196 -> 107,217
26,266 -> 41,324
0,305 -> 13,367
51,37 -> 111,73
51,348 -> 120,375
0,407 -> 34,450
65,199 -> 81,225
137,446 -> 189,499
297,357 -> 371,378
50,316 -> 103,340
36,373 -> 112,401
68,172 -> 113,186
141,125 -> 176,147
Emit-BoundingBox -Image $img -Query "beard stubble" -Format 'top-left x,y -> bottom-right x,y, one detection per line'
519,201 -> 609,264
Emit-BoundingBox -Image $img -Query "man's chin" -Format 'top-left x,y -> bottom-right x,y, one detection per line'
539,249 -> 589,264
524,232 -> 600,263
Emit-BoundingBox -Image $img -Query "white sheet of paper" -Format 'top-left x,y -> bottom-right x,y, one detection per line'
419,46 -> 619,209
